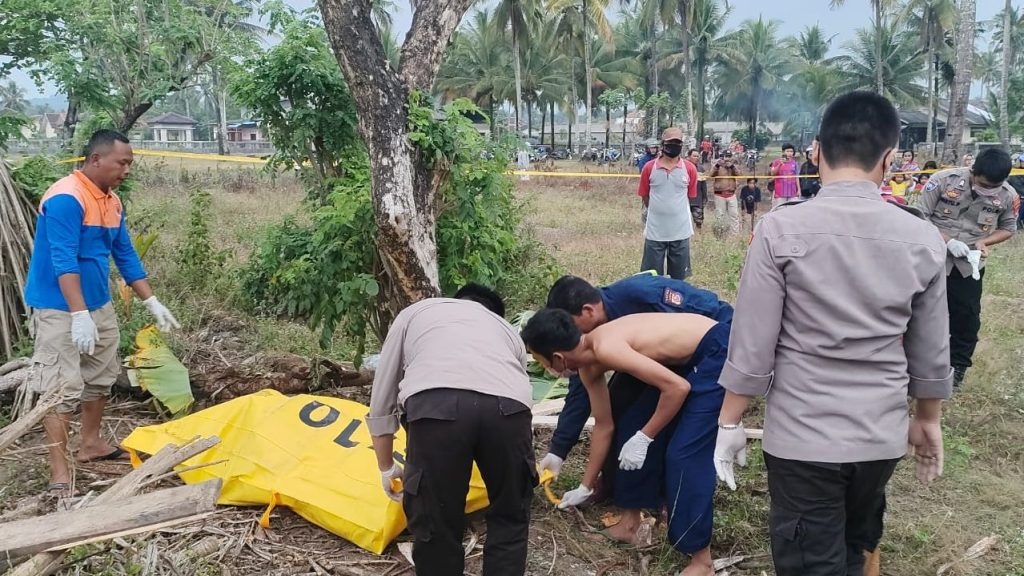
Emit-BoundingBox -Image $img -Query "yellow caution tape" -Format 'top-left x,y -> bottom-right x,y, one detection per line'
58,149 -> 269,164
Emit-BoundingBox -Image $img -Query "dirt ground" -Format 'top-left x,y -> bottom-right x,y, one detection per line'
1,161 -> 1022,575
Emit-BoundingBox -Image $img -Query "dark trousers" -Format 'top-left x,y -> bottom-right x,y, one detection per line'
765,453 -> 900,576
641,238 -> 691,280
947,267 -> 984,370
402,389 -> 536,576
599,373 -> 649,498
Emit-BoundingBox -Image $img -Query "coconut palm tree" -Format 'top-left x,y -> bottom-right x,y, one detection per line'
614,2 -> 674,138
901,0 -> 957,148
835,22 -> 926,107
495,0 -> 542,134
684,0 -> 729,144
945,0 -> 976,162
992,1 -> 1021,149
973,48 -> 999,100
549,0 -> 613,150
780,26 -> 840,146
712,17 -> 791,147
0,81 -> 28,113
520,19 -> 570,140
436,9 -> 512,137
829,0 -> 898,94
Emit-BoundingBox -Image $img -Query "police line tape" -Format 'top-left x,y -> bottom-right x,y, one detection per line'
55,149 -> 1024,178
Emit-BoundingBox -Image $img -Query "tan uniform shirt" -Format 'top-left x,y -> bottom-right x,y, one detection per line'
916,168 -> 1018,277
720,180 -> 953,463
366,298 -> 531,436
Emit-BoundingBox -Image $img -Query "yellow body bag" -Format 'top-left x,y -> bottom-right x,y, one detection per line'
121,389 -> 489,553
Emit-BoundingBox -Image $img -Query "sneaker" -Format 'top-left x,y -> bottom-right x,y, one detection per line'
953,366 -> 967,389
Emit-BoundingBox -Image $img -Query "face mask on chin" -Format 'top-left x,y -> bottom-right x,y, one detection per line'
662,142 -> 683,158
973,184 -> 1002,197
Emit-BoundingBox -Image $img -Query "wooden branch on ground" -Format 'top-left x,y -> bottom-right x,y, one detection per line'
0,358 -> 29,376
531,399 -> 565,416
0,387 -> 62,454
530,414 -> 764,440
0,366 -> 30,393
0,480 -> 222,561
7,435 -> 221,576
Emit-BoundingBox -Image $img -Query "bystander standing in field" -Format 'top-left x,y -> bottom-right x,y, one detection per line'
714,91 -> 952,576
24,129 -> 180,498
637,127 -> 697,280
738,178 -> 762,232
709,151 -> 742,234
916,148 -> 1017,389
688,148 -> 708,229
799,140 -> 821,198
769,143 -> 800,208
367,284 -> 535,576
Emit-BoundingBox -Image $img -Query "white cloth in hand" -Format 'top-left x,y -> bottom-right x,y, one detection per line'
538,453 -> 564,478
946,239 -> 970,258
713,426 -> 749,490
967,250 -> 982,280
142,296 -> 181,332
70,310 -> 99,356
618,431 -> 654,471
380,462 -> 404,501
556,484 -> 594,510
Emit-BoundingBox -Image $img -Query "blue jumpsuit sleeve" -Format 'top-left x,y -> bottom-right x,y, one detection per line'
43,195 -> 84,277
547,373 -> 591,459
111,211 -> 148,284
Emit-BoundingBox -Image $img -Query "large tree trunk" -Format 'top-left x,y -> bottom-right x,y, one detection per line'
61,96 -> 80,147
998,0 -> 1011,151
678,0 -> 693,130
512,26 -> 523,134
926,41 -> 936,148
584,29 -> 593,151
319,0 -> 474,313
213,67 -> 229,155
117,103 -> 155,134
945,0 -> 975,164
874,1 -> 884,94
696,50 -> 707,147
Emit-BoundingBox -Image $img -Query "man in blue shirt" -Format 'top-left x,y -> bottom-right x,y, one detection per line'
24,130 -> 180,497
537,274 -> 731,542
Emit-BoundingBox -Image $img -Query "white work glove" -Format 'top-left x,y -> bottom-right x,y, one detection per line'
967,250 -> 982,280
713,425 -> 748,491
380,462 -> 404,502
70,310 -> 99,356
946,238 -> 970,259
556,484 -> 594,510
142,296 -> 181,332
538,453 -> 564,479
618,431 -> 654,471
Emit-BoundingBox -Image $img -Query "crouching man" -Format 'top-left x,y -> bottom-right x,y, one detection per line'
367,284 -> 536,576
522,311 -> 728,576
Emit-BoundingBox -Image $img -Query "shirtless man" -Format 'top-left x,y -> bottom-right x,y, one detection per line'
521,311 -> 728,576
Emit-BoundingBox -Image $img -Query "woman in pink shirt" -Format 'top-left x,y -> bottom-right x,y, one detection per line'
770,143 -> 800,208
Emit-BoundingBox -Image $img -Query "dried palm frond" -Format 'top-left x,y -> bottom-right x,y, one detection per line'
0,159 -> 36,360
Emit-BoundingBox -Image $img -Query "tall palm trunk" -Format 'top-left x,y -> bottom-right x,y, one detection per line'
604,103 -> 610,148
527,102 -> 533,138
570,57 -> 578,152
622,102 -> 628,148
678,1 -> 693,129
550,101 -> 556,148
998,0 -> 1011,150
512,22 -> 524,134
945,0 -> 975,163
650,25 -> 660,139
489,95 -> 497,139
926,38 -> 936,147
540,101 -> 546,144
584,0 -> 593,152
874,1 -> 884,94
695,47 -> 707,145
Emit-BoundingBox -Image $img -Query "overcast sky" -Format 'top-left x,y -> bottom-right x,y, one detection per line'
7,0 -> 1008,98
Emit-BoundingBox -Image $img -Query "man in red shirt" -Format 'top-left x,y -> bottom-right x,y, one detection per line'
700,137 -> 713,164
638,127 -> 698,280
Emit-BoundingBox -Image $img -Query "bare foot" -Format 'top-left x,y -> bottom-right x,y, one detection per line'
76,440 -> 129,463
603,519 -> 642,545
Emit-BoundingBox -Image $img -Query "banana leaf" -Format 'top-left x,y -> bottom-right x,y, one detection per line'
514,310 -> 570,402
125,326 -> 194,417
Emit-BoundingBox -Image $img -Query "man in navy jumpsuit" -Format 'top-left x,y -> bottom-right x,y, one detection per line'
537,274 -> 732,541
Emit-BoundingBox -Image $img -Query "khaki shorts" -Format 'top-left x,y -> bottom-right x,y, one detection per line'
28,303 -> 121,414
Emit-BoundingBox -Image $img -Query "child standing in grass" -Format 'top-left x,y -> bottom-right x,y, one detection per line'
739,178 -> 762,232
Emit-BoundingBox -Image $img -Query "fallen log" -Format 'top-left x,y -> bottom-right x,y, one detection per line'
0,366 -> 29,393
7,435 -> 221,576
0,357 -> 29,376
0,480 -> 222,561
0,386 -> 62,454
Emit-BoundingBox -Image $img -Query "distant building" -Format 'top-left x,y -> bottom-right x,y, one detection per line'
898,103 -> 993,150
21,112 -> 67,139
226,120 -> 265,142
146,112 -> 197,142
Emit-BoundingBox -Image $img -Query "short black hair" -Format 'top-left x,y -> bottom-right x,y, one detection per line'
546,275 -> 601,315
902,149 -> 915,160
747,177 -> 756,184
782,143 -> 795,152
923,160 -> 938,170
84,129 -> 130,158
971,148 -> 1011,184
520,308 -> 581,362
687,148 -> 699,156
454,283 -> 505,317
817,91 -> 900,172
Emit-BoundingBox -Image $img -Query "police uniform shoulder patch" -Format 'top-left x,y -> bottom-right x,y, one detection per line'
923,180 -> 939,193
663,287 -> 684,307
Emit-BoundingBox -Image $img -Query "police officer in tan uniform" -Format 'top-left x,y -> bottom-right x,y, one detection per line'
917,148 -> 1017,388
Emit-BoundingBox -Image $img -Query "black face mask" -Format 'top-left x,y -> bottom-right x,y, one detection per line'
662,142 -> 683,158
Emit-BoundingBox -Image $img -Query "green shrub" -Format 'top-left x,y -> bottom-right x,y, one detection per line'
11,155 -> 64,205
177,187 -> 227,288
